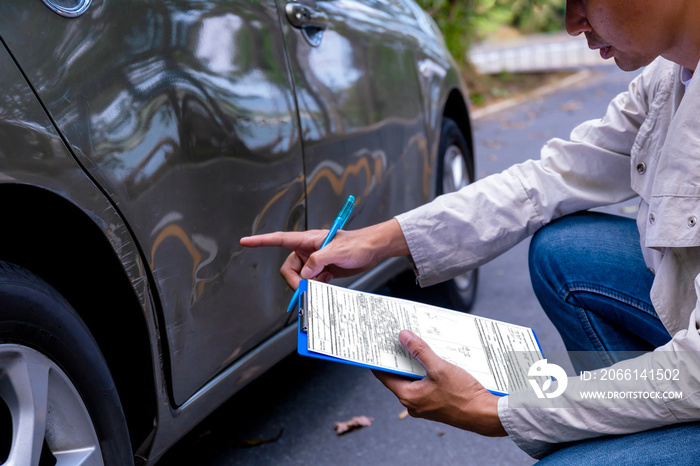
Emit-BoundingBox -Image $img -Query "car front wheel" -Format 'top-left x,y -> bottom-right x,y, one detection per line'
0,261 -> 132,465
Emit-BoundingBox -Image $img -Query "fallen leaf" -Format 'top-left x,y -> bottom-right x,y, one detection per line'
334,416 -> 374,435
559,100 -> 582,112
483,139 -> 502,149
398,409 -> 409,420
437,430 -> 446,437
235,428 -> 284,448
500,120 -> 524,130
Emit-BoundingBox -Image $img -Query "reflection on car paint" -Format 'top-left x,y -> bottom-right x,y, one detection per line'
0,0 -> 470,451
0,2 -> 309,403
306,151 -> 385,197
150,221 -> 219,304
251,174 -> 305,235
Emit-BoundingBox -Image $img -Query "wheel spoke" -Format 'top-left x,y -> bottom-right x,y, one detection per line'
0,345 -> 104,466
0,347 -> 50,466
443,145 -> 469,194
54,447 -> 98,465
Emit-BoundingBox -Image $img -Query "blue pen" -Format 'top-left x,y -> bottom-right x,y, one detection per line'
287,195 -> 355,312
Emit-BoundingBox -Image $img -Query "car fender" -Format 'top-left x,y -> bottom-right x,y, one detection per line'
0,38 -> 165,455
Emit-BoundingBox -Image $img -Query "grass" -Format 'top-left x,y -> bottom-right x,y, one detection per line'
465,68 -> 577,108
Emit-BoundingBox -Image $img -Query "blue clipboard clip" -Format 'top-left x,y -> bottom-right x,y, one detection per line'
296,279 -> 309,333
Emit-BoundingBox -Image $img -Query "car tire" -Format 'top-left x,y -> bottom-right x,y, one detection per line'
434,117 -> 478,312
0,261 -> 133,465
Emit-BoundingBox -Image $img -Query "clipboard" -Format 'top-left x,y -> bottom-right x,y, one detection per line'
294,279 -> 545,396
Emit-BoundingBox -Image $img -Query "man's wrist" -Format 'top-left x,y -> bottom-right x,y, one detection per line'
476,392 -> 508,437
364,219 -> 411,261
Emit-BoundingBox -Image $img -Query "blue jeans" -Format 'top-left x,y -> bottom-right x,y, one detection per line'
529,211 -> 671,372
537,421 -> 700,465
529,211 -> 700,464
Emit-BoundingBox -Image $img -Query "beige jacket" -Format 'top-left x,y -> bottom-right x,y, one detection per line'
396,57 -> 700,458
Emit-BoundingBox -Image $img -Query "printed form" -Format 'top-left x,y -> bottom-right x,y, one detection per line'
305,280 -> 542,394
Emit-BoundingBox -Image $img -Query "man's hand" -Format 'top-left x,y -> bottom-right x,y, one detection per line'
240,219 -> 410,290
373,330 -> 507,437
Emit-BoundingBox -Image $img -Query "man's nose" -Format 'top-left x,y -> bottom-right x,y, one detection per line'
565,0 -> 593,36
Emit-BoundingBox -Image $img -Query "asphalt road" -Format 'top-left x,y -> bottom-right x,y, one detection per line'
157,64 -> 642,466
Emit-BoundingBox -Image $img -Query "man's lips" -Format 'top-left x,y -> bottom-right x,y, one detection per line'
588,42 -> 613,59
585,33 -> 613,59
598,45 -> 613,59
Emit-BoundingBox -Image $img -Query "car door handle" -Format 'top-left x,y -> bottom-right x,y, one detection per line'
285,2 -> 328,30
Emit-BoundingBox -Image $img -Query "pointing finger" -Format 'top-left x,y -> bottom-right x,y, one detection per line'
240,231 -> 325,250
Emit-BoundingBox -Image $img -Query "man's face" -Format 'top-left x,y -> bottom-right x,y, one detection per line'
565,0 -> 678,71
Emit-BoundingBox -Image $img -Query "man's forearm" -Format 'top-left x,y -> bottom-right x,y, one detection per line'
361,219 -> 411,262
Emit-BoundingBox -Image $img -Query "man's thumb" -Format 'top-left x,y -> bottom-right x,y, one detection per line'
300,255 -> 322,279
300,264 -> 316,279
399,330 -> 441,370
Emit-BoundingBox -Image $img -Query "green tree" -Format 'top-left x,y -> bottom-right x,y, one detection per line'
416,0 -> 566,68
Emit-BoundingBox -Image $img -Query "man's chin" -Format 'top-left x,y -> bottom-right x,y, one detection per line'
614,55 -> 656,72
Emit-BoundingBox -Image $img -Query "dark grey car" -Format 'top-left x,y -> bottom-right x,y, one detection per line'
0,0 -> 475,463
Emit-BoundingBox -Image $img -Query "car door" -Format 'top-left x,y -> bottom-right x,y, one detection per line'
0,1 -> 306,405
276,0 -> 432,234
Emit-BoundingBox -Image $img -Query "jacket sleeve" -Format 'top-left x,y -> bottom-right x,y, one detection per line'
498,62 -> 700,457
394,62 -> 681,458
396,64 -> 654,287
500,273 -> 700,459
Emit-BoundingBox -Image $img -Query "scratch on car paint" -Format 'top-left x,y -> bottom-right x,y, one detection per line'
103,215 -> 150,305
251,174 -> 305,235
